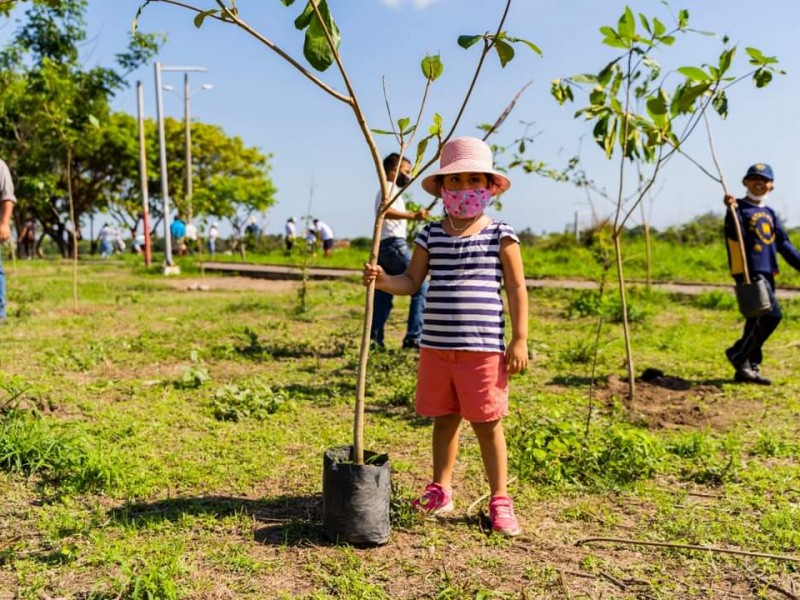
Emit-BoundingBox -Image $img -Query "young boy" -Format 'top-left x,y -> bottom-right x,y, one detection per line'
723,163 -> 800,385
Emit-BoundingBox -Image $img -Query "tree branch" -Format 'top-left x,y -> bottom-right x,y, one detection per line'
577,537 -> 800,563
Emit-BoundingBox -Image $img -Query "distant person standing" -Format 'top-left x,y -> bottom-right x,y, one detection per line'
313,218 -> 335,258
99,224 -> 113,258
184,220 -> 198,254
0,159 -> 15,321
370,153 -> 429,350
20,217 -> 36,259
170,213 -> 187,256
285,217 -> 296,252
207,222 -> 220,256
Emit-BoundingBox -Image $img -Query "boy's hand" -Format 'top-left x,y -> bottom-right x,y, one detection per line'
723,194 -> 737,207
415,208 -> 430,220
362,262 -> 384,287
505,338 -> 529,374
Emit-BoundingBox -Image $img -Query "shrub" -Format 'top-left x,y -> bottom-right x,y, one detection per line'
691,290 -> 737,311
0,410 -> 124,492
210,381 -> 292,422
507,416 -> 662,489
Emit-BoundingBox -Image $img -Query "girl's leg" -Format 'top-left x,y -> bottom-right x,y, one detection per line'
432,413 -> 462,488
470,419 -> 507,496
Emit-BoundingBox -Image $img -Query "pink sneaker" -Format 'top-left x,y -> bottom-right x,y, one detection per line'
489,495 -> 521,537
411,483 -> 454,515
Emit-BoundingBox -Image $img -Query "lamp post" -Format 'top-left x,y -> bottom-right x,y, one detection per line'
153,62 -> 209,272
163,77 -> 213,223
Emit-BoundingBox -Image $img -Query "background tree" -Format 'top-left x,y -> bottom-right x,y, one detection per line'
0,0 -> 159,256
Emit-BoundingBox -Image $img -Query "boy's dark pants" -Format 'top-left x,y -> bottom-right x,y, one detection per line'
727,275 -> 782,369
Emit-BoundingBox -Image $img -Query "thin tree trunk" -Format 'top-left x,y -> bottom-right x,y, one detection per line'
353,211 -> 385,465
641,201 -> 652,291
66,149 -> 78,312
613,232 -> 635,400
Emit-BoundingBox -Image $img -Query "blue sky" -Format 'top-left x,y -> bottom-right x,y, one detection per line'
27,1 -> 800,237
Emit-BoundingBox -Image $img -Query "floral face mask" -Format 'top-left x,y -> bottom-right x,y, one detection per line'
441,186 -> 491,219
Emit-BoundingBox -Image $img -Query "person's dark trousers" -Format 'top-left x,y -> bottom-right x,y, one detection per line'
727,275 -> 782,369
371,237 -> 427,347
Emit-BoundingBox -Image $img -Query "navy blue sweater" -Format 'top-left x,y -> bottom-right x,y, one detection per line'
725,199 -> 800,278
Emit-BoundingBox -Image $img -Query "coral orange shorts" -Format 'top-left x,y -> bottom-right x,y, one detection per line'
415,348 -> 509,423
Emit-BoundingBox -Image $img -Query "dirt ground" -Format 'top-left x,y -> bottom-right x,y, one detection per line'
160,274 -> 300,295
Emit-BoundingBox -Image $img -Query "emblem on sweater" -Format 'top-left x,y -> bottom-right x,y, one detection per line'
749,211 -> 776,246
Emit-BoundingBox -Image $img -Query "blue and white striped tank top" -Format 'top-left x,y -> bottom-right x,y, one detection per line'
415,219 -> 520,353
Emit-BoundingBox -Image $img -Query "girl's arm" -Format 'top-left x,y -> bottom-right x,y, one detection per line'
500,237 -> 529,374
363,245 -> 429,296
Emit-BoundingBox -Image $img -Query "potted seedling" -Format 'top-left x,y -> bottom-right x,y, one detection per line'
137,0 -> 539,544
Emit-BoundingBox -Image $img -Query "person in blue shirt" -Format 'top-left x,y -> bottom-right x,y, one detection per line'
723,163 -> 800,385
170,213 -> 187,257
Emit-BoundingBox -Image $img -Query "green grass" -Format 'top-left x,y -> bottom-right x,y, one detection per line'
1,258 -> 799,598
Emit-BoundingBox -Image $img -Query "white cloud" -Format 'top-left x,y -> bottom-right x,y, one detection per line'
379,0 -> 442,9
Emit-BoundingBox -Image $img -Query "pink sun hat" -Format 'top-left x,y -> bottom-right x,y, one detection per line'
421,136 -> 511,197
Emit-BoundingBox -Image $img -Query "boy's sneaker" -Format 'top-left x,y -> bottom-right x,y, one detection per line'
489,495 -> 521,537
411,483 -> 453,515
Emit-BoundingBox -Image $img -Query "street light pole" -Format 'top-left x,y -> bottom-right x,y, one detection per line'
184,72 -> 193,222
154,63 -> 208,273
154,61 -> 174,269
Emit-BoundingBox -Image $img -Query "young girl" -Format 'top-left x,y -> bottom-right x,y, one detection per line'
363,137 -> 529,536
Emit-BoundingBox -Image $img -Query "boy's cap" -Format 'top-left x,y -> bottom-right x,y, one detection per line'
744,163 -> 774,181
421,136 -> 511,197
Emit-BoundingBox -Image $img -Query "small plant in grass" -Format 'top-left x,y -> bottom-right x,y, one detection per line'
691,290 -> 737,311
0,410 -> 125,493
210,380 -> 292,422
560,336 -> 599,365
174,350 -> 209,390
507,415 -> 662,488
665,429 -> 715,459
117,554 -> 184,600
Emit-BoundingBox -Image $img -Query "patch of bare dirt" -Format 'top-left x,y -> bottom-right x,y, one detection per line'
160,276 -> 298,295
600,370 -> 759,430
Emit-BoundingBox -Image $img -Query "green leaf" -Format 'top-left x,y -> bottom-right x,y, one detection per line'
712,90 -> 728,118
718,47 -> 736,74
397,117 -> 410,133
457,35 -> 483,50
639,13 -> 651,35
301,0 -> 340,72
414,137 -> 429,174
87,114 -> 100,129
660,35 -> 675,46
618,7 -> 635,40
430,113 -> 443,136
646,94 -> 667,116
370,129 -> 394,135
677,9 -> 689,29
494,40 -> 515,67
588,86 -> 605,106
753,69 -> 773,88
278,0 -> 296,5
294,0 -> 314,29
678,66 -> 710,81
420,54 -> 443,81
193,9 -> 218,28
506,37 -> 543,56
571,74 -> 597,84
652,16 -> 665,37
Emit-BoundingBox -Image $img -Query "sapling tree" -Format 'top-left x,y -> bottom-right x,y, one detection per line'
137,0 -> 540,464
550,4 -> 781,399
